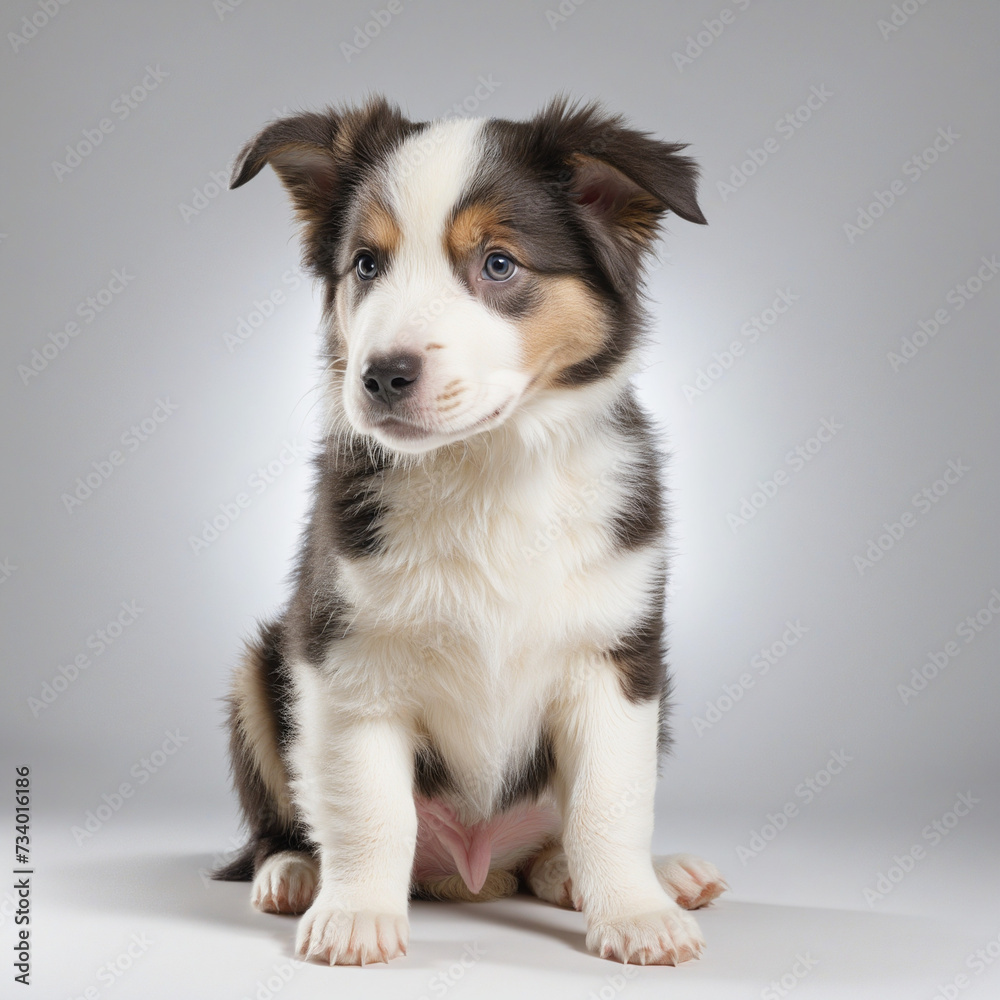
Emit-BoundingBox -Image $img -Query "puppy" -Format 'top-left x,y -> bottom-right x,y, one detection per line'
214,96 -> 726,966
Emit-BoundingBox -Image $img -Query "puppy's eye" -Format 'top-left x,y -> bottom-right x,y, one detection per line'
355,253 -> 378,281
482,252 -> 516,281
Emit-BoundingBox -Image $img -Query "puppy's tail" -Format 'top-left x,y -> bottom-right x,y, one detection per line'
212,842 -> 256,882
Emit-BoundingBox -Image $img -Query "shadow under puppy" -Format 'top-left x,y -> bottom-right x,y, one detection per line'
214,95 -> 726,966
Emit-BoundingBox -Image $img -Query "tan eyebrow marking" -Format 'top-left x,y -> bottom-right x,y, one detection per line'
357,195 -> 402,255
445,201 -> 524,265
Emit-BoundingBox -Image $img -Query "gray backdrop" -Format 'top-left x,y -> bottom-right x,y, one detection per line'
2,2 -> 997,998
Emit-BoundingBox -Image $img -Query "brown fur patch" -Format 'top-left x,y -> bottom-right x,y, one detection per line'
518,275 -> 607,386
445,202 -> 520,265
356,194 -> 401,256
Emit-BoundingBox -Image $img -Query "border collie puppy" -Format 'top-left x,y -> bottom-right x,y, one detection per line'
215,96 -> 726,966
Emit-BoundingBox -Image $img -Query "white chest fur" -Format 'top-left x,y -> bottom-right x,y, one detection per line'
308,397 -> 664,816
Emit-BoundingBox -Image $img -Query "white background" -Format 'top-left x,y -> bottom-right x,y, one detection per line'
2,1 -> 998,997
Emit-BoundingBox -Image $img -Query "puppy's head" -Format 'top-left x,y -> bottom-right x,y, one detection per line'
232,97 -> 705,454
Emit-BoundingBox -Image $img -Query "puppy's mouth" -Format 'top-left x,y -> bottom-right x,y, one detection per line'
369,400 -> 512,445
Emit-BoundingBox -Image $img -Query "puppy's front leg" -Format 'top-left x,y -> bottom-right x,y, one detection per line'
291,695 -> 416,966
553,658 -> 705,965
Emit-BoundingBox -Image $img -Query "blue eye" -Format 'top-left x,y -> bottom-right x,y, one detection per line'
355,253 -> 378,280
483,252 -> 516,281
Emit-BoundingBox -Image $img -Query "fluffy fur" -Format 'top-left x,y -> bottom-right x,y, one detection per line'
214,96 -> 726,966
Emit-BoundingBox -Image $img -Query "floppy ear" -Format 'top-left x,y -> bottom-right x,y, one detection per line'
527,99 -> 705,286
230,110 -> 342,220
229,99 -> 418,274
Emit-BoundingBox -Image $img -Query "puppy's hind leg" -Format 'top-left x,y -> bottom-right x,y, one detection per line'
654,854 -> 728,910
214,621 -> 315,913
524,843 -> 727,913
252,839 -> 319,915
523,841 -> 576,909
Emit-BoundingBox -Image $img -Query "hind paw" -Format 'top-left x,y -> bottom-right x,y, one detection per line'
654,853 -> 728,909
252,850 -> 318,915
525,844 -> 577,909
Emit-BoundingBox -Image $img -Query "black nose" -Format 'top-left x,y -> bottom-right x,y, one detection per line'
361,353 -> 423,409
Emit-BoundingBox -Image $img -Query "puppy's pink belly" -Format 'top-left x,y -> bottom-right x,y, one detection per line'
412,796 -> 561,894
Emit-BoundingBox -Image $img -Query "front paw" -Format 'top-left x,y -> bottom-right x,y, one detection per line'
587,904 -> 705,965
296,905 -> 408,965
